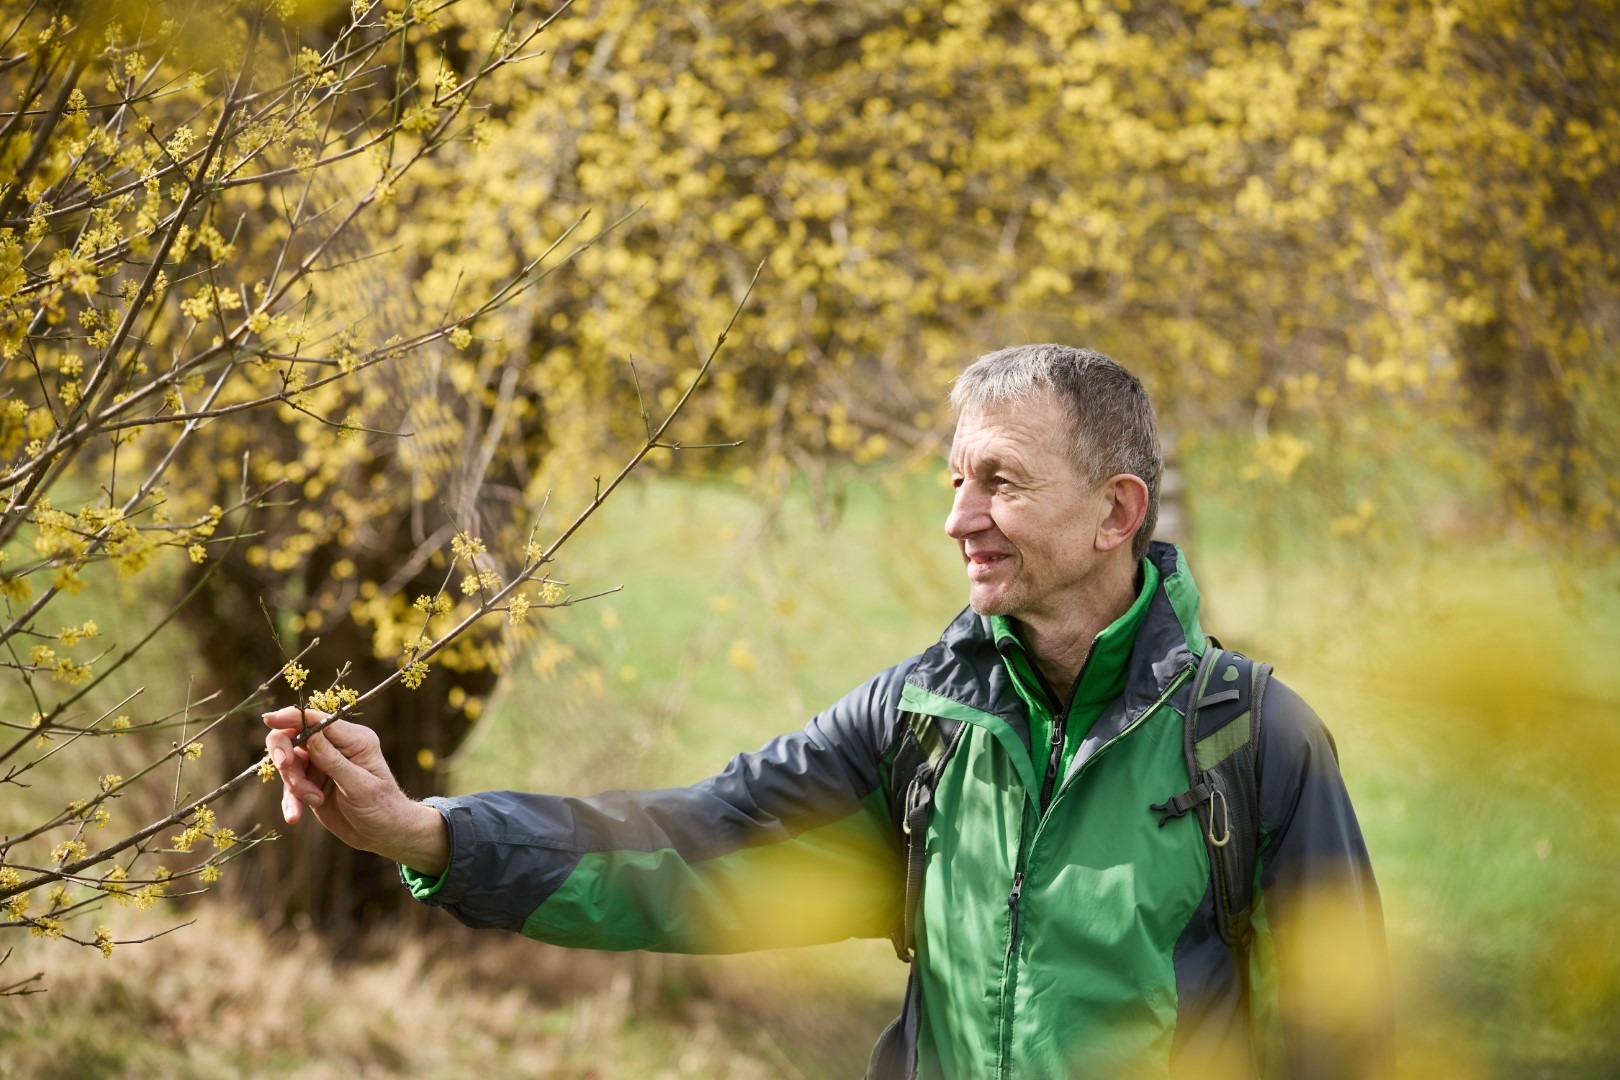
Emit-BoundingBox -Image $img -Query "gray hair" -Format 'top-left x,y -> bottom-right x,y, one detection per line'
951,344 -> 1162,561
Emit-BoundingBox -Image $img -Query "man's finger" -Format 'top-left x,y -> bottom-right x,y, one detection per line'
266,726 -> 297,768
303,729 -> 374,794
262,706 -> 331,734
281,783 -> 303,824
268,729 -> 325,808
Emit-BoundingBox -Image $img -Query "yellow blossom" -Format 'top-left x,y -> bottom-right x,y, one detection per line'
309,685 -> 358,713
51,839 -> 88,864
461,568 -> 500,595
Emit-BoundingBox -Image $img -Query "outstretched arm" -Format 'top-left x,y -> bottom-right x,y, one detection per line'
263,707 -> 448,876
412,664 -> 911,953
264,661 -> 913,955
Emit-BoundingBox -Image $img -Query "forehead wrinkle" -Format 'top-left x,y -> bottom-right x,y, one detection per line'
952,427 -> 1036,476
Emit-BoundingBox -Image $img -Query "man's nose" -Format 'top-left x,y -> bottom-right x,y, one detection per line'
944,485 -> 990,540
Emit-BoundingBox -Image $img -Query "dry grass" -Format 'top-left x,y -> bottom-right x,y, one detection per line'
0,901 -> 886,1079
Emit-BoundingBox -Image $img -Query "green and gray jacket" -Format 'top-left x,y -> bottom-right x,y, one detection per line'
405,542 -> 1389,1077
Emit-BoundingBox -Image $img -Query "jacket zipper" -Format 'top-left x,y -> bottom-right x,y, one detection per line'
1031,662 -> 1196,852
1006,871 -> 1025,958
1038,649 -> 1095,813
996,662 -> 1196,1075
1037,719 -> 1064,813
997,866 -> 1026,1077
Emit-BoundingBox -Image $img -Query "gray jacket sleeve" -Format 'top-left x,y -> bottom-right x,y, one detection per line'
1254,677 -> 1395,1078
400,663 -> 912,953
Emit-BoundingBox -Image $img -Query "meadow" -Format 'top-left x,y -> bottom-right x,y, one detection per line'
3,457 -> 1618,1078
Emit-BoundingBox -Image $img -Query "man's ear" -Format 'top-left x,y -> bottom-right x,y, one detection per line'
1094,474 -> 1150,554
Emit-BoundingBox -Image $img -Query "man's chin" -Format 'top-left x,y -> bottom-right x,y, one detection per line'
967,587 -> 1016,617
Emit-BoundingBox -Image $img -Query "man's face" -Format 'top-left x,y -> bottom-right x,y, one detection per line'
945,394 -> 1105,622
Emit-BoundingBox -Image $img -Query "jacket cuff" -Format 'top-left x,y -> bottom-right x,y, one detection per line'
397,796 -> 472,906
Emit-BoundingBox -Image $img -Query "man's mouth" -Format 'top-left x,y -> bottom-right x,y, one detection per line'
965,551 -> 1010,578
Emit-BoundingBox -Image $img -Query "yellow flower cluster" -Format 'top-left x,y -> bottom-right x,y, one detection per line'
0,867 -> 26,919
459,568 -> 500,596
412,593 -> 452,615
50,839 -> 88,864
172,806 -> 216,853
58,619 -> 98,646
281,661 -> 309,689
309,685 -> 359,713
129,869 -> 169,911
449,535 -> 486,559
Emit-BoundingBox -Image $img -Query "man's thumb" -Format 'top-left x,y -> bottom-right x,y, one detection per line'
304,729 -> 370,788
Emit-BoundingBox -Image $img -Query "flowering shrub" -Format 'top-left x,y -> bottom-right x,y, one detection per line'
0,0 -> 761,986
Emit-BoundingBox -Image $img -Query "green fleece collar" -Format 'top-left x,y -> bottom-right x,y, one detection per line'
990,557 -> 1160,716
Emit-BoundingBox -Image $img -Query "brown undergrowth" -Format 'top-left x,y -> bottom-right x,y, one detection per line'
0,902 -> 897,1078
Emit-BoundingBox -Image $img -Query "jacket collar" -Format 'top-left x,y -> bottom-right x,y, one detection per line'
906,541 -> 1204,758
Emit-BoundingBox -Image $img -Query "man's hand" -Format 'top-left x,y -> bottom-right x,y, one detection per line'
262,707 -> 449,877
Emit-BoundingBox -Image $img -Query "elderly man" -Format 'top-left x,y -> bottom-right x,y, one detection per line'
267,345 -> 1390,1078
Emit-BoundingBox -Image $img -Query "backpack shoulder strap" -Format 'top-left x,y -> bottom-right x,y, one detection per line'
886,709 -> 965,963
1150,642 -> 1270,948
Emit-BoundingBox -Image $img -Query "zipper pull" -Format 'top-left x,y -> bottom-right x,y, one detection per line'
1007,871 -> 1026,955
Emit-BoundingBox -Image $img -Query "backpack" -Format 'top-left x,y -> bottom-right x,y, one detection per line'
865,641 -> 1269,1079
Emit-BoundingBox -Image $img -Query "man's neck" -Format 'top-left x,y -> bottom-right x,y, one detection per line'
1015,557 -> 1140,700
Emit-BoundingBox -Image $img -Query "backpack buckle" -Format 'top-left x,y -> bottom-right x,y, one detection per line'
1150,781 -> 1213,827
